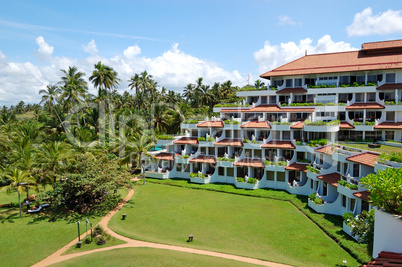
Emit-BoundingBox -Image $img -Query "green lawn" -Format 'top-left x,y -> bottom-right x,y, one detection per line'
337,142 -> 402,154
53,247 -> 259,267
108,183 -> 359,267
0,187 -> 129,267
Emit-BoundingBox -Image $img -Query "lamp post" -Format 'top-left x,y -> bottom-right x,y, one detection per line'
85,218 -> 89,238
77,221 -> 81,241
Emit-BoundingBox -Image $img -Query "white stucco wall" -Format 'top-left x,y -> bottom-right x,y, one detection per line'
372,208 -> 402,258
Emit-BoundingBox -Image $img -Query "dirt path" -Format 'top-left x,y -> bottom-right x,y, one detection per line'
32,186 -> 292,267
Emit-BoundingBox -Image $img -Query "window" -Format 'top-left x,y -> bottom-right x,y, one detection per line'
306,94 -> 314,103
350,198 -> 356,211
323,183 -> 328,196
367,75 -> 377,84
295,78 -> 302,87
218,167 -> 224,176
339,93 -> 353,103
286,79 -> 293,88
273,80 -> 283,88
386,111 -> 395,121
338,112 -> 346,121
266,171 -> 274,181
277,172 -> 286,182
342,195 -> 347,207
353,164 -> 359,177
305,78 -> 315,86
184,164 -> 190,172
355,93 -> 364,102
362,200 -> 369,212
366,111 -> 382,121
269,95 -> 277,104
367,92 -> 376,102
340,76 -> 350,85
365,131 -> 382,140
356,76 -> 365,84
379,92 -> 395,102
282,131 -> 291,140
386,73 -> 396,83
310,179 -> 314,189
227,168 -> 234,176
385,131 -> 394,141
177,164 -> 182,172
349,111 -> 364,122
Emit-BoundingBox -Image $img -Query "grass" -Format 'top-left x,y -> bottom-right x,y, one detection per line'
52,247 -> 259,267
142,178 -> 371,264
109,182 -> 359,267
337,142 -> 402,154
0,187 -> 129,266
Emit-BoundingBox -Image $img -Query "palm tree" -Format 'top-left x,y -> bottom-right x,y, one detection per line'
182,83 -> 195,102
2,168 -> 36,218
89,61 -> 120,135
39,85 -> 66,132
220,80 -> 234,99
35,141 -> 74,183
128,73 -> 141,95
254,79 -> 265,89
59,66 -> 88,127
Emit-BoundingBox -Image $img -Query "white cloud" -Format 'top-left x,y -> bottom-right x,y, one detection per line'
123,45 -> 141,58
0,38 -> 245,106
347,8 -> 402,37
278,15 -> 299,26
253,35 -> 357,73
82,39 -> 98,54
35,36 -> 54,60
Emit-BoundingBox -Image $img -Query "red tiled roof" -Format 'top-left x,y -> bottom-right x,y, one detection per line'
241,121 -> 270,128
291,121 -> 304,129
262,140 -> 295,149
347,152 -> 379,168
346,103 -> 385,109
173,137 -> 198,145
353,191 -> 371,202
234,158 -> 265,168
362,39 -> 402,50
260,40 -> 402,79
220,104 -> 315,113
365,251 -> 402,267
340,121 -> 355,129
214,138 -> 243,147
374,122 -> 402,129
376,83 -> 402,90
276,87 -> 307,94
315,145 -> 340,156
154,152 -> 174,161
197,121 -> 224,128
189,155 -> 216,164
285,163 -> 308,172
317,172 -> 341,187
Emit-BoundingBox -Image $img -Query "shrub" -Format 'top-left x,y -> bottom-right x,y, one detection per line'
224,119 -> 240,124
379,152 -> 402,163
158,135 -> 175,140
190,172 -> 205,178
314,198 -> 324,205
197,137 -> 206,141
338,180 -> 358,190
183,119 -> 199,124
308,193 -> 316,201
189,173 -> 198,178
264,160 -> 274,165
344,210 -> 375,251
306,165 -> 320,174
353,121 -> 362,126
247,177 -> 258,184
276,161 -> 287,167
296,140 -> 302,145
243,139 -> 249,143
236,177 -> 245,182
181,155 -> 190,159
207,137 -> 215,142
217,157 -> 235,162
360,168 -> 402,215
364,121 -> 375,126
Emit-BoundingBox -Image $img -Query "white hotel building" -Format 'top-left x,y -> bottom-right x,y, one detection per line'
145,39 -> 402,222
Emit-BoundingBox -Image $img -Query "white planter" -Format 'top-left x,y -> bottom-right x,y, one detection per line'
235,181 -> 258,190
265,165 -> 286,172
190,176 -> 211,184
216,161 -> 234,167
304,125 -> 339,132
337,184 -> 359,199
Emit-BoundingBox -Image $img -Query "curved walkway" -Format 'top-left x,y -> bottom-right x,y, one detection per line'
32,187 -> 292,267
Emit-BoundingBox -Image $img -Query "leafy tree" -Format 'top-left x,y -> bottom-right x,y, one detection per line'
360,167 -> 402,215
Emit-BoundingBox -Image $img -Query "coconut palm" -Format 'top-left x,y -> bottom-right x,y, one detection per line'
39,85 -> 66,132
2,168 -> 36,218
89,61 -> 120,135
182,83 -> 195,102
59,66 -> 88,127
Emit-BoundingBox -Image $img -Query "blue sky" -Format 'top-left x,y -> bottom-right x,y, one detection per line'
0,0 -> 402,106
